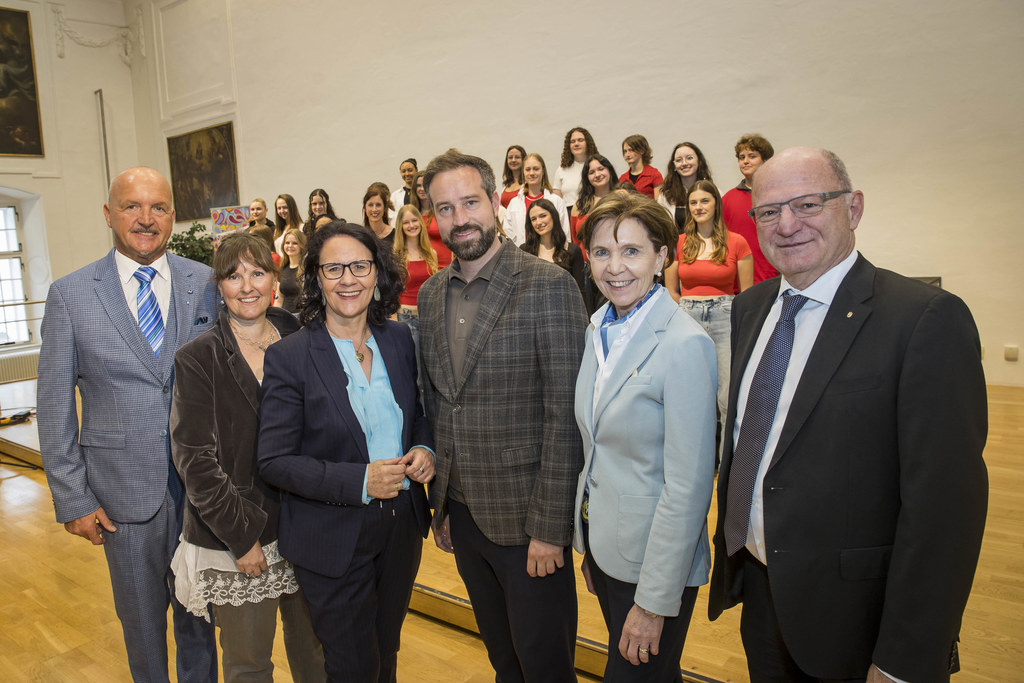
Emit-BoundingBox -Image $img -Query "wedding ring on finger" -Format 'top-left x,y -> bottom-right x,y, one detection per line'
418,467 -> 424,474
638,647 -> 648,655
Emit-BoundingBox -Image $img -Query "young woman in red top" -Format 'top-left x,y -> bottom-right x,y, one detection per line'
500,145 -> 526,208
411,171 -> 451,267
619,134 -> 663,198
393,204 -> 439,347
664,180 -> 752,449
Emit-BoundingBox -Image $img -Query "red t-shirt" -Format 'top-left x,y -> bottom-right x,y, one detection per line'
401,259 -> 433,305
676,231 -> 751,297
425,214 -> 452,267
500,189 -> 518,208
722,185 -> 777,284
619,166 -> 663,198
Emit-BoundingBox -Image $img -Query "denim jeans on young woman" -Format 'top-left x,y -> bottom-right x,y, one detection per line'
678,296 -> 733,445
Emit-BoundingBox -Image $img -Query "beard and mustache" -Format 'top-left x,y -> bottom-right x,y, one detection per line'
440,218 -> 498,262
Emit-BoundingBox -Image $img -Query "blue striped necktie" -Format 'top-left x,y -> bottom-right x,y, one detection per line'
724,291 -> 808,556
133,266 -> 164,357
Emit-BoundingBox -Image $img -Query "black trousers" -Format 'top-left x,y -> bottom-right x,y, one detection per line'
739,550 -> 865,683
583,522 -> 698,682
294,492 -> 421,683
448,500 -> 578,683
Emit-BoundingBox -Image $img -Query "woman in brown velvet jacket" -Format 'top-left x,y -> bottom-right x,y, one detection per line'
169,232 -> 324,682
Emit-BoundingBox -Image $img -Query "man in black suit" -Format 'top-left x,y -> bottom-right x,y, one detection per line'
709,147 -> 988,682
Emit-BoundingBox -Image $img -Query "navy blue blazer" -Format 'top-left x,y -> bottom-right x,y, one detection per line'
257,319 -> 432,578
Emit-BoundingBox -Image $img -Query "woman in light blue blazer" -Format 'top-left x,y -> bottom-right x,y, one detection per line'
573,191 -> 718,682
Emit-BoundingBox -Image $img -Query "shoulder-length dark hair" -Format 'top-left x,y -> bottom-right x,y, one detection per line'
575,154 -> 619,215
501,144 -> 526,188
299,222 -> 405,328
274,193 -> 302,239
661,142 -> 713,206
305,188 -> 338,239
523,198 -> 572,270
559,127 -> 599,168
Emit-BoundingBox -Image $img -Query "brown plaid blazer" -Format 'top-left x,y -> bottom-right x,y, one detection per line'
417,240 -> 587,547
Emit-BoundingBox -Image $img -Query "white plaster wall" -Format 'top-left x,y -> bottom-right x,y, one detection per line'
0,0 -> 138,344
123,0 -> 1023,384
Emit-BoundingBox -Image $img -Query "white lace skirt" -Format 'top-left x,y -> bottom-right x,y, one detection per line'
171,536 -> 300,622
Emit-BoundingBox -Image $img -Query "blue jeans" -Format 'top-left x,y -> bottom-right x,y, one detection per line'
396,309 -> 419,349
679,295 -> 732,437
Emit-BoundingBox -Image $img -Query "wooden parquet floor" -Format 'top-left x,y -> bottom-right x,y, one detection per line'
0,385 -> 1020,681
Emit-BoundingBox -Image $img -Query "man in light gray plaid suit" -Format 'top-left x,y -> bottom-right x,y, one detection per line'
38,167 -> 218,682
418,150 -> 588,682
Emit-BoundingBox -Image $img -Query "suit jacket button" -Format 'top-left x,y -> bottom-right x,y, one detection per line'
160,428 -> 168,437
163,385 -> 170,394
453,404 -> 461,413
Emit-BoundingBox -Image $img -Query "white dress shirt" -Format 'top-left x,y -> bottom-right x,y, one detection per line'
734,249 -> 859,564
114,250 -> 171,323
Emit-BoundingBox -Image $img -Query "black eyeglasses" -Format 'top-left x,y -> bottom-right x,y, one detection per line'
319,260 -> 373,279
748,190 -> 851,226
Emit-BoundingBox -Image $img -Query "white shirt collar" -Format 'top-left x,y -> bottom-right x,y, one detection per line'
776,249 -> 859,305
114,249 -> 170,286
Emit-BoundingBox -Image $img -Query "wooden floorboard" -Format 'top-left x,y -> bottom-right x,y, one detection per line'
0,384 -> 1020,681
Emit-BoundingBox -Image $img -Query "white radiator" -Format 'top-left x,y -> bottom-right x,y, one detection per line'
0,348 -> 39,383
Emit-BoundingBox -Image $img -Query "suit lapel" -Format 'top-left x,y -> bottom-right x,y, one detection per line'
769,257 -> 874,471
93,251 -> 162,379
575,324 -> 598,441
423,272 -> 457,401
720,282 -> 779,486
308,324 -> 370,462
167,255 -> 197,362
592,294 -> 672,428
219,311 -> 260,416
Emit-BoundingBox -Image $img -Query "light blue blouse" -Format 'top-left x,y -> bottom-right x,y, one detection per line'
332,335 -> 408,503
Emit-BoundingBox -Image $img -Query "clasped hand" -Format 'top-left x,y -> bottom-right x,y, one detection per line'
366,448 -> 434,500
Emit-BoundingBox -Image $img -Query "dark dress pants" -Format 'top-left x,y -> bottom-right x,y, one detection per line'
294,491 -> 421,683
739,550 -> 865,683
583,521 -> 697,683
448,500 -> 578,683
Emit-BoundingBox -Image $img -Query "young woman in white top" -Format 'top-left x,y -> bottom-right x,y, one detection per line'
503,153 -> 569,246
552,127 -> 599,208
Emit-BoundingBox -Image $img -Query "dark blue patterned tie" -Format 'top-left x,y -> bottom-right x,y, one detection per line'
134,266 -> 164,357
725,292 -> 808,556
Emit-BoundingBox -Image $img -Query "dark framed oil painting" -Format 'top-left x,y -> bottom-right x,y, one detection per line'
0,8 -> 44,157
166,121 -> 240,222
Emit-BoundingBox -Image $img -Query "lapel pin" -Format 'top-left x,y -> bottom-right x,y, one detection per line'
846,311 -> 853,318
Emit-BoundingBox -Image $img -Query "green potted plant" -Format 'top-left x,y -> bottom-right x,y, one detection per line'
167,221 -> 214,266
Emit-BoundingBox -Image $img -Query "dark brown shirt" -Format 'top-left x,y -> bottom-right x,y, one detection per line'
443,245 -> 502,501
445,247 -> 502,379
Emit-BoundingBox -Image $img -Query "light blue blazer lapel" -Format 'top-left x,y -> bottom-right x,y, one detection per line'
308,324 -> 370,463
575,323 -> 599,443
92,251 -> 162,379
591,294 -> 673,429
